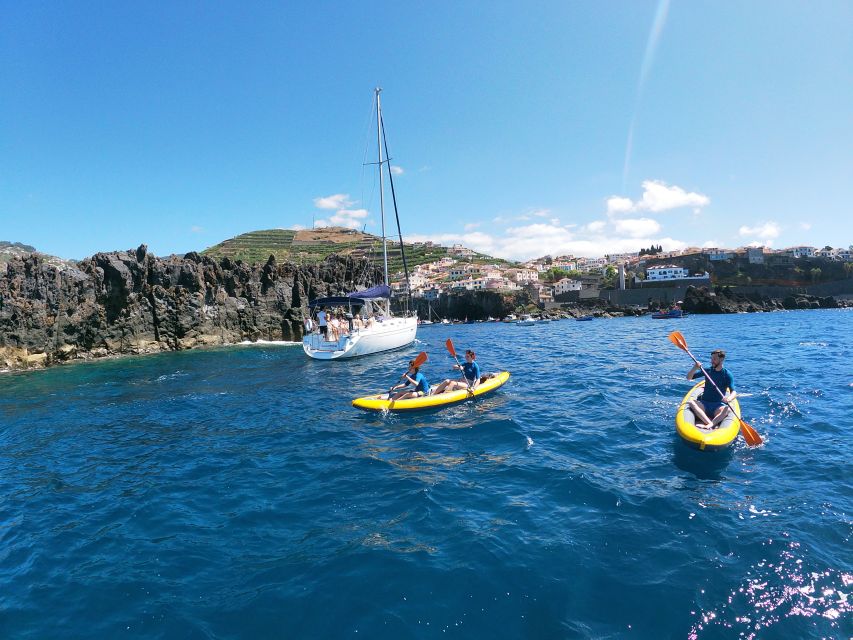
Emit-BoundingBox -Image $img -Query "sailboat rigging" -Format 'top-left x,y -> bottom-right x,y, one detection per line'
302,88 -> 418,360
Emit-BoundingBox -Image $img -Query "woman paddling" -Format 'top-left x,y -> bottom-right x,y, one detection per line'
434,349 -> 481,394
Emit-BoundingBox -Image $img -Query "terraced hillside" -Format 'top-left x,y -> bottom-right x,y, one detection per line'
202,227 -> 512,273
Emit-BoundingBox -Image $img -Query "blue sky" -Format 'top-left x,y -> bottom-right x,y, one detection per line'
2,1 -> 851,261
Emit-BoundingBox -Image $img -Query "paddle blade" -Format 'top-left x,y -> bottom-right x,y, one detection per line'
739,420 -> 763,447
413,351 -> 428,368
445,338 -> 457,359
668,331 -> 688,351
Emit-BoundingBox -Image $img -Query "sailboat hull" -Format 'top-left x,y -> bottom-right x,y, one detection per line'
303,316 -> 418,360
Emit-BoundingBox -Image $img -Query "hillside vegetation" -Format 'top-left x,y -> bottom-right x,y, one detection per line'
201,227 -> 513,274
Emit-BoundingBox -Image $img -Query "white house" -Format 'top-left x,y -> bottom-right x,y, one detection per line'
784,246 -> 817,258
508,268 -> 539,284
553,278 -> 582,295
606,252 -> 636,264
579,257 -> 607,270
645,265 -> 689,280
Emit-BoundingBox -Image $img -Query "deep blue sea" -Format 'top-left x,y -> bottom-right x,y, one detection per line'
1,309 -> 851,639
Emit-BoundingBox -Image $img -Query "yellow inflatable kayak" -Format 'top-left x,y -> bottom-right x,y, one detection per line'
675,381 -> 741,451
353,371 -> 511,412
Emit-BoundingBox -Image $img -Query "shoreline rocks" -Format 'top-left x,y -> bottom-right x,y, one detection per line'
682,286 -> 845,313
0,245 -> 380,371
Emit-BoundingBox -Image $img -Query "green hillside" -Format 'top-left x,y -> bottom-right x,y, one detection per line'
201,227 -> 514,274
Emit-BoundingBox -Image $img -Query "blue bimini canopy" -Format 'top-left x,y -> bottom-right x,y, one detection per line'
348,284 -> 390,299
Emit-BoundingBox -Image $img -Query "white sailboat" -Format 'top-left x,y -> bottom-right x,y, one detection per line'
302,88 -> 418,360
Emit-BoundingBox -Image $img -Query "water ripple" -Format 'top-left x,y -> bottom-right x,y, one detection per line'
0,311 -> 850,637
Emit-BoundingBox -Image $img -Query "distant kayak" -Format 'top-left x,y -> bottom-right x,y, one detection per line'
353,371 -> 511,412
675,381 -> 740,451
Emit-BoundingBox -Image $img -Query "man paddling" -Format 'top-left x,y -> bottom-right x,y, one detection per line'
687,349 -> 737,428
434,349 -> 481,394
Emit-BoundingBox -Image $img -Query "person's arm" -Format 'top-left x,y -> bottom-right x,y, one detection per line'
688,363 -> 703,380
723,372 -> 736,402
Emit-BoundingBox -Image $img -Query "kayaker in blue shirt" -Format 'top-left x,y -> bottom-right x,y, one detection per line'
434,349 -> 481,394
390,359 -> 430,400
687,348 -> 737,428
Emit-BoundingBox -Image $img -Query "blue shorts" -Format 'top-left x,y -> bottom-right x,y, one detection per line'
701,400 -> 725,416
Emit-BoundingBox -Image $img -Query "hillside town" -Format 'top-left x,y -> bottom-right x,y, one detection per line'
390,242 -> 853,303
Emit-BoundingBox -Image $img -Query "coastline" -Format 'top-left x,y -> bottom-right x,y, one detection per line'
2,306 -> 848,374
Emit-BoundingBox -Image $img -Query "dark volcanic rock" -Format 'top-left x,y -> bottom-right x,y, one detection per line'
782,293 -> 839,310
683,286 -> 784,314
682,285 -> 847,314
0,246 -> 381,370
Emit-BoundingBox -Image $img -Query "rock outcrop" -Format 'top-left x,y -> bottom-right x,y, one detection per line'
682,286 -> 842,313
0,245 -> 381,370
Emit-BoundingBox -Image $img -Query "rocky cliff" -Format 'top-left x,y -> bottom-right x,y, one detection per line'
682,285 -> 844,313
0,245 -> 381,370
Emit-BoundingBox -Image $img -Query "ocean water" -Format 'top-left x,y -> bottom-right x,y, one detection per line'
1,309 -> 851,639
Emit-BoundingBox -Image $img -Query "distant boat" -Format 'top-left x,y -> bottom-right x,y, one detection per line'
302,89 -> 417,359
651,308 -> 688,320
576,315 -> 594,321
515,314 -> 537,326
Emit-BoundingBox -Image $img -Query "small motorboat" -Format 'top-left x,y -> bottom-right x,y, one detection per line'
652,308 -> 688,319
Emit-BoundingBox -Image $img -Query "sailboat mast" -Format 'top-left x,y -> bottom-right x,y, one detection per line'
375,88 -> 389,288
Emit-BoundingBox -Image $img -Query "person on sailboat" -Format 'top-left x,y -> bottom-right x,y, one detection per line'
316,307 -> 328,340
434,349 -> 481,394
389,360 -> 430,400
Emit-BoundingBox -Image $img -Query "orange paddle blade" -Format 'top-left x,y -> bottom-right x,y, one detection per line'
739,420 -> 763,446
413,351 -> 428,368
668,331 -> 688,351
445,338 -> 457,359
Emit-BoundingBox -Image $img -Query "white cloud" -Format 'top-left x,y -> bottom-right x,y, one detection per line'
314,194 -> 352,210
606,196 -> 634,215
190,225 -> 204,233
607,180 -> 710,215
311,194 -> 374,230
289,224 -> 306,231
328,208 -> 369,229
464,222 -> 481,231
390,165 -> 404,175
613,217 -> 661,238
638,180 -> 709,212
800,222 -> 812,231
584,220 -> 607,233
530,209 -> 550,218
738,221 -> 781,240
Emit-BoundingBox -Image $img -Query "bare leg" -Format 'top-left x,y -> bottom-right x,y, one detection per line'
434,379 -> 451,394
688,400 -> 714,428
709,406 -> 729,427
